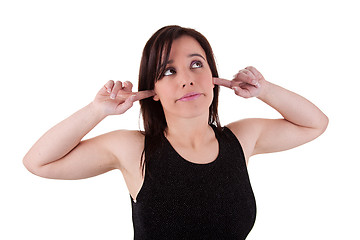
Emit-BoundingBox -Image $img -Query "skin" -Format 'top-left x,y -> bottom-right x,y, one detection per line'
153,36 -> 219,164
23,35 -> 329,202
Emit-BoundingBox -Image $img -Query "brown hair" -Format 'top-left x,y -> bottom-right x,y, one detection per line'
138,25 -> 221,173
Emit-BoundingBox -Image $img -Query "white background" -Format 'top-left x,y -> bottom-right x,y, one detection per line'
1,0 -> 359,239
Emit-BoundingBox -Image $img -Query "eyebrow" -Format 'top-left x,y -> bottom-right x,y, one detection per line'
166,53 -> 206,65
188,53 -> 206,60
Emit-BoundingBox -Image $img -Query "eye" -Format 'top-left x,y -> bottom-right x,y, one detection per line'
191,60 -> 203,69
164,68 -> 176,76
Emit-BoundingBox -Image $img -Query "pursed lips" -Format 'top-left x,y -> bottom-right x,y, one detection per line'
176,92 -> 203,102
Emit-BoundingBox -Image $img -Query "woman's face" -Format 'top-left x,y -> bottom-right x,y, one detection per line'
153,35 -> 214,120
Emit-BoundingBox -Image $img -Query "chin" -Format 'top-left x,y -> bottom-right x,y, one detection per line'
175,104 -> 211,119
163,95 -> 213,119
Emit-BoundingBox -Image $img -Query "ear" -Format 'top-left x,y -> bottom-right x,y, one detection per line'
153,93 -> 160,101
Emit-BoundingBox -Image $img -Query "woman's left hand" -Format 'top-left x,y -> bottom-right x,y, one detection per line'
214,66 -> 266,98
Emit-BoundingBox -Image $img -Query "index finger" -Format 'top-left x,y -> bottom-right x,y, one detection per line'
213,77 -> 232,89
132,90 -> 156,101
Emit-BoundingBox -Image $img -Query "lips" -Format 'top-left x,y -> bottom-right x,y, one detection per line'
177,92 -> 202,102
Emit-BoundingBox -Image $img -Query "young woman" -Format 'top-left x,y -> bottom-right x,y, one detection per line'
23,25 -> 328,239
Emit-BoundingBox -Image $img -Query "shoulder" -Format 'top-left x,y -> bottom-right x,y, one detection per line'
99,129 -> 145,171
104,129 -> 144,144
226,118 -> 264,135
225,118 -> 264,161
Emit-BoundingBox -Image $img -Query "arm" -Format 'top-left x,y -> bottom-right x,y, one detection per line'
23,80 -> 154,179
253,79 -> 328,155
214,66 -> 328,158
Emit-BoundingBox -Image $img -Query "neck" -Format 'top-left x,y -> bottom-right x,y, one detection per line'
165,114 -> 213,149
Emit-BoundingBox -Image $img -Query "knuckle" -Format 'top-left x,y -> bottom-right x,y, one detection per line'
106,80 -> 114,86
124,81 -> 133,89
114,81 -> 122,89
246,66 -> 254,70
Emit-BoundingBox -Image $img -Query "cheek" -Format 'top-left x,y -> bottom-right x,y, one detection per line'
201,67 -> 213,84
202,72 -> 215,99
153,82 -> 164,101
154,83 -> 173,102
199,72 -> 214,89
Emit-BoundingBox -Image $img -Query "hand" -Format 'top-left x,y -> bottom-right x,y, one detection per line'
93,80 -> 155,116
213,66 -> 266,98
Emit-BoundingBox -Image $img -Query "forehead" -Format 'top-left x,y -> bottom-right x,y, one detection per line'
168,35 -> 206,59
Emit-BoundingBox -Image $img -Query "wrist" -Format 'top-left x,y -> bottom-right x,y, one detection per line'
88,102 -> 108,121
257,80 -> 272,101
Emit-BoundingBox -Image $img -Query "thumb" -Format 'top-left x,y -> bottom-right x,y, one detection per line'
115,95 -> 135,114
232,86 -> 252,98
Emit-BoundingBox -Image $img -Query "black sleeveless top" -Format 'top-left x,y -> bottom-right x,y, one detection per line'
131,126 -> 256,239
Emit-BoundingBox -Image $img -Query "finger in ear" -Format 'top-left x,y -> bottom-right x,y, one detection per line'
153,94 -> 160,101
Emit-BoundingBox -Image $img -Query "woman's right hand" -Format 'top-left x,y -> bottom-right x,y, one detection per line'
23,80 -> 154,179
93,80 -> 155,116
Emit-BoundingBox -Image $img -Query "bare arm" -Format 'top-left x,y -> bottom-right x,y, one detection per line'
253,80 -> 328,154
23,80 -> 154,179
215,66 -> 328,159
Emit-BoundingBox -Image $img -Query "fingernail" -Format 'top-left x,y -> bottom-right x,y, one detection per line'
110,93 -> 116,99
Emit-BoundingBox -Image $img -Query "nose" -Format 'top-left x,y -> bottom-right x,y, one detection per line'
180,71 -> 194,88
182,82 -> 194,88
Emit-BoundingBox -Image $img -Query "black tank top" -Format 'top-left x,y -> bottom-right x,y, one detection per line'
131,126 -> 256,239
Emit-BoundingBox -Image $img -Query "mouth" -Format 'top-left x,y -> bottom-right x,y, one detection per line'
177,92 -> 203,102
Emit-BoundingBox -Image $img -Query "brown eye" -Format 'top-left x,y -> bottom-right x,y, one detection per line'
164,68 -> 176,76
191,61 -> 203,69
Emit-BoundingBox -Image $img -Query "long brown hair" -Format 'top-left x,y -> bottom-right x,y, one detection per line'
138,25 -> 221,173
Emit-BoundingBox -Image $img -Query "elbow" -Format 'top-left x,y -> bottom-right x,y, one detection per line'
23,155 -> 37,176
23,155 -> 60,179
320,114 -> 329,133
315,114 -> 329,137
23,155 -> 45,178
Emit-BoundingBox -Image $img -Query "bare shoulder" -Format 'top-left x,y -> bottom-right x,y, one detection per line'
101,129 -> 145,171
226,118 -> 264,161
104,129 -> 144,146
